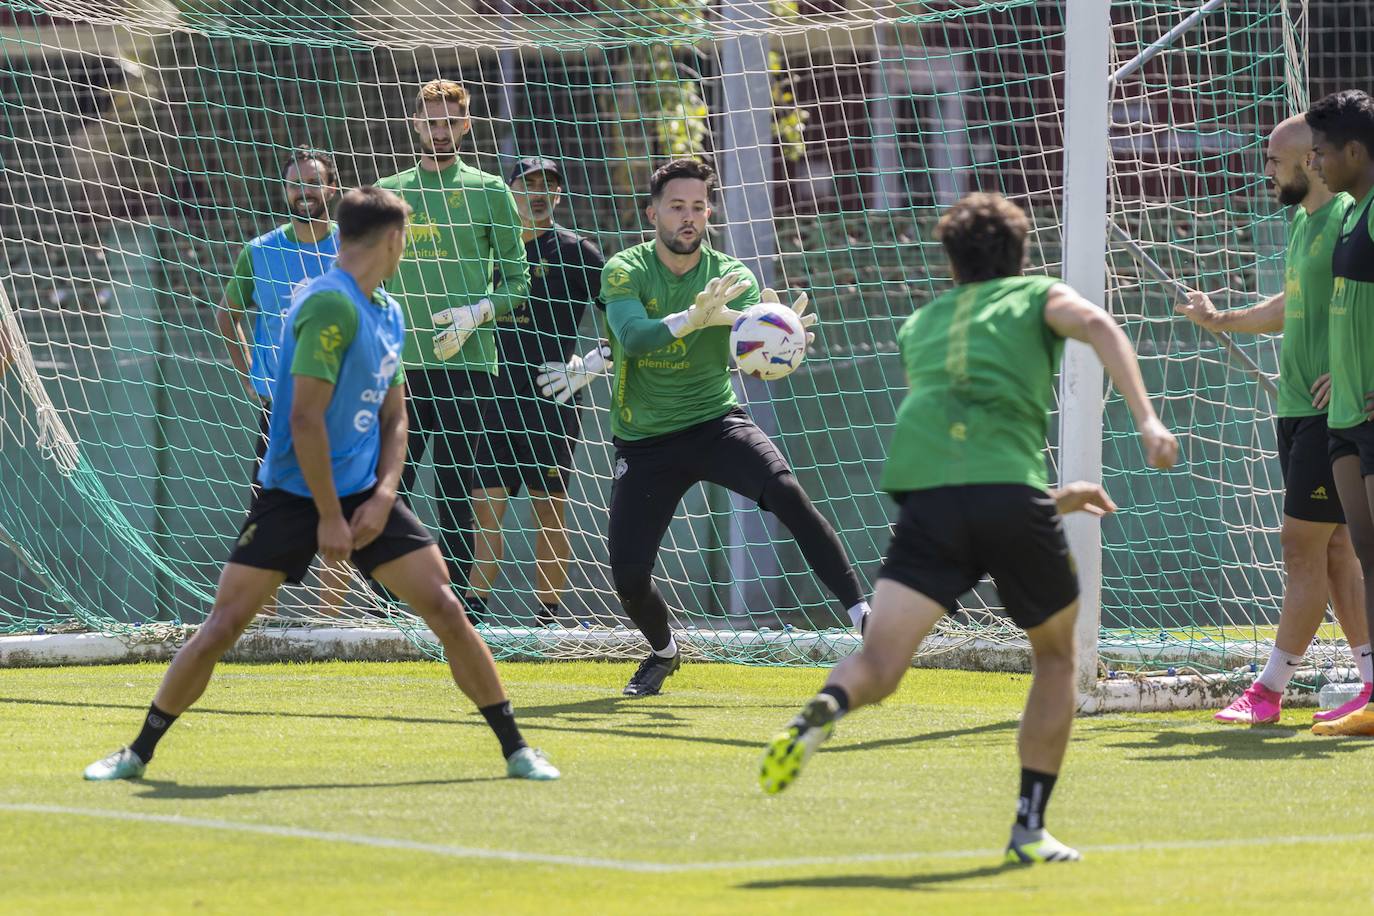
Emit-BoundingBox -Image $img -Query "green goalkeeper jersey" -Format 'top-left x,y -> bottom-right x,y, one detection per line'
600,241 -> 761,441
376,160 -> 530,372
881,275 -> 1063,494
1277,193 -> 1350,419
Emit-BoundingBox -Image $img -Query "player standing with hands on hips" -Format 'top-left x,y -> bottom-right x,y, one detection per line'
599,157 -> 870,698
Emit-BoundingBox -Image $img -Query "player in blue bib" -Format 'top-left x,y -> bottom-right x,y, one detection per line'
85,187 -> 559,783
217,148 -> 349,615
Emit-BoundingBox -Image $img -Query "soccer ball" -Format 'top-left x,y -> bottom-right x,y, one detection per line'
730,304 -> 807,381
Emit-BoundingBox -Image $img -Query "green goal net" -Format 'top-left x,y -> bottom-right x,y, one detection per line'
0,0 -> 1347,681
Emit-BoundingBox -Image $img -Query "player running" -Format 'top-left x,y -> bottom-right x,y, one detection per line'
217,147 -> 350,615
465,157 -> 607,625
377,79 -> 530,596
1306,89 -> 1374,736
759,192 -> 1178,864
1176,115 -> 1370,725
600,157 -> 869,698
84,187 -> 558,782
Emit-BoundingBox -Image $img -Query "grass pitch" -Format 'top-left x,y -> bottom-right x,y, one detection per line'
2,660 -> 1372,914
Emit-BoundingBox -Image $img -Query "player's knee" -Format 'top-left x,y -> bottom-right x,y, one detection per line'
760,473 -> 808,516
612,563 -> 653,605
1280,524 -> 1326,570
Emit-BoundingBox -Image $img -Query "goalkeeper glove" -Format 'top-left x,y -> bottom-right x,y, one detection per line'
536,344 -> 613,404
760,287 -> 818,344
662,273 -> 753,338
432,298 -> 495,361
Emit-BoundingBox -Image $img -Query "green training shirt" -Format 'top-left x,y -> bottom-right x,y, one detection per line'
600,241 -> 760,441
1327,188 -> 1374,430
1277,194 -> 1351,418
376,160 -> 530,372
881,275 -> 1063,493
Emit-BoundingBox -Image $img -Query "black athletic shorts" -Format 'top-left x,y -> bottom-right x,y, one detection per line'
1279,415 -> 1344,523
473,389 -> 580,497
877,484 -> 1079,631
228,486 -> 434,583
1328,419 -> 1374,478
607,408 -> 791,570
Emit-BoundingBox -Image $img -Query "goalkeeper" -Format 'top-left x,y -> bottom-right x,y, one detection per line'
376,79 -> 530,596
466,157 -> 609,625
1176,114 -> 1370,726
760,192 -> 1177,865
599,158 -> 869,698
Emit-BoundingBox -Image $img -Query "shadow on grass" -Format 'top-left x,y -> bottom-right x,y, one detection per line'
830,718 -> 1019,754
1106,725 -> 1374,761
130,775 -> 503,800
739,862 -> 1017,892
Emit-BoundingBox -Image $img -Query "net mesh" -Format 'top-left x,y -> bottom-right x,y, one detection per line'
0,0 -> 1347,677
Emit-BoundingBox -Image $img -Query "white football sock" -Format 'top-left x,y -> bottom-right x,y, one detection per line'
1256,647 -> 1302,693
652,636 -> 679,659
847,601 -> 871,628
1353,643 -> 1373,684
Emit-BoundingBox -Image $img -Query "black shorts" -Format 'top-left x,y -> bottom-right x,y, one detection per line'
228,486 -> 434,583
1279,415 -> 1344,523
608,408 -> 791,570
1328,419 -> 1374,478
473,391 -> 580,497
877,484 -> 1079,631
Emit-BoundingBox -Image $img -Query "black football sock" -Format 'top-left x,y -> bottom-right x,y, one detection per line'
480,700 -> 528,759
129,703 -> 178,764
1015,767 -> 1058,832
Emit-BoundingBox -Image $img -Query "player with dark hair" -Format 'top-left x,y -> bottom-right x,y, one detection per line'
600,157 -> 870,698
465,157 -> 608,625
217,146 -> 350,615
84,186 -> 559,782
377,79 -> 531,596
759,192 -> 1178,864
1306,88 -> 1374,736
1177,114 -> 1370,725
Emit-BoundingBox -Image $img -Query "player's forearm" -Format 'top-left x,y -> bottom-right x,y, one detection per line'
1085,314 -> 1161,428
216,301 -> 254,381
606,299 -> 675,356
1212,292 -> 1285,334
487,260 -> 530,319
290,411 -> 345,521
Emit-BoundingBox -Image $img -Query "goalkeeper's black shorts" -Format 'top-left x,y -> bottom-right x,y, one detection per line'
606,408 -> 791,571
877,484 -> 1079,631
1279,415 -> 1343,524
228,486 -> 433,583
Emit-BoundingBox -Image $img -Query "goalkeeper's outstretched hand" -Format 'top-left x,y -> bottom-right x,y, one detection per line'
433,298 -> 495,361
537,344 -> 612,404
760,287 -> 817,344
663,273 -> 753,338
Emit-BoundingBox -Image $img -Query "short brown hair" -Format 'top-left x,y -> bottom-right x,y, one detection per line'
336,186 -> 410,242
934,192 -> 1029,283
650,158 -> 716,201
414,79 -> 470,116
281,146 -> 339,186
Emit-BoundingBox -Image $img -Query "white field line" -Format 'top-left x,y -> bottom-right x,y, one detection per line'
3,803 -> 1373,873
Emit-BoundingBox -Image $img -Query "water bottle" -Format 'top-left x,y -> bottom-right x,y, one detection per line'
1318,682 -> 1364,709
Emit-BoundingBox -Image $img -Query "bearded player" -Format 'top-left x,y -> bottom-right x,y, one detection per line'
599,158 -> 870,698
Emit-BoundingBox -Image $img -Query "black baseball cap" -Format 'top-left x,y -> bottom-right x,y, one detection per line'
508,156 -> 563,185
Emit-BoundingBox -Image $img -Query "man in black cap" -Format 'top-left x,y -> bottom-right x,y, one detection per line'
465,157 -> 610,625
